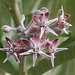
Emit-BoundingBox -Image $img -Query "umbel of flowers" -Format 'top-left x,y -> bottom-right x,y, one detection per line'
0,6 -> 72,67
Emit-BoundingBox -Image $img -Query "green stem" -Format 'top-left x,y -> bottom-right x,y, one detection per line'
19,56 -> 27,75
24,57 -> 27,75
5,0 -> 21,27
19,56 -> 24,75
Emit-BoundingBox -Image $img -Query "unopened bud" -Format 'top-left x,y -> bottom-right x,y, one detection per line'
40,7 -> 48,13
1,25 -> 12,32
20,14 -> 25,29
20,14 -> 25,22
34,10 -> 44,18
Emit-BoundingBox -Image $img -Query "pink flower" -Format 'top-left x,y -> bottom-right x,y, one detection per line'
42,38 -> 68,67
57,6 -> 72,34
20,35 -> 51,67
0,37 -> 25,63
28,12 -> 58,40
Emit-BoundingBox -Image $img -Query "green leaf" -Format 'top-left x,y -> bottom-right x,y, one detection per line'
0,43 -> 14,74
28,39 -> 75,75
1,3 -> 19,75
22,0 -> 49,15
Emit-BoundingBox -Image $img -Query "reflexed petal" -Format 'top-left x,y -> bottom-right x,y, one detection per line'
57,9 -> 62,17
51,53 -> 55,67
40,27 -> 45,39
46,26 -> 58,36
20,49 -> 33,56
64,14 -> 70,20
33,35 -> 40,47
22,39 -> 33,48
28,27 -> 40,34
33,53 -> 37,67
61,5 -> 64,18
39,50 -> 51,58
62,28 -> 68,34
3,53 -> 12,63
58,16 -> 63,25
0,48 -> 9,52
33,15 -> 40,24
41,31 -> 45,40
55,48 -> 68,53
13,52 -> 20,63
45,18 -> 58,26
14,40 -> 21,46
52,38 -> 58,47
5,37 -> 13,47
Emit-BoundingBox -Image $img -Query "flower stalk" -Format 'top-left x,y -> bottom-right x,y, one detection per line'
5,0 -> 21,27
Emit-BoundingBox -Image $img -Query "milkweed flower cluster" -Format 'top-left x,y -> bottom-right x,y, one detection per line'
0,6 -> 72,67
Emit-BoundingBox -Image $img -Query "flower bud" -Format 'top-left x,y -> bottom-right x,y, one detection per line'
40,7 -> 48,13
1,25 -> 12,32
20,14 -> 25,22
34,10 -> 44,18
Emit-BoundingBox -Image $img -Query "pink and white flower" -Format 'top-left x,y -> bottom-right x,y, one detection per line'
0,37 -> 26,63
42,38 -> 68,67
20,35 -> 51,67
56,6 -> 72,34
28,12 -> 58,40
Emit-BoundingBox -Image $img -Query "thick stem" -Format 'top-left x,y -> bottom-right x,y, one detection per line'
24,57 -> 27,75
19,56 -> 24,75
5,0 -> 21,27
19,56 -> 27,75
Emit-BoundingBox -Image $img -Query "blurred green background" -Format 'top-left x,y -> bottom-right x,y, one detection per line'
0,0 -> 75,75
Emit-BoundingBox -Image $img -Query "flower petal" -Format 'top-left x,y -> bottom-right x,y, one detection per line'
33,53 -> 37,67
14,40 -> 21,47
40,27 -> 45,39
55,48 -> 68,53
64,14 -> 70,20
0,48 -> 9,52
33,14 -> 41,24
39,50 -> 51,58
45,18 -> 58,26
57,9 -> 62,17
20,49 -> 33,56
13,52 -> 20,63
3,53 -> 12,63
28,27 -> 40,34
45,12 -> 49,21
5,37 -> 13,47
52,38 -> 58,47
41,31 -> 45,40
51,53 -> 55,67
22,39 -> 33,48
46,26 -> 58,36
14,48 -> 27,53
33,35 -> 40,47
62,28 -> 68,34
41,41 -> 50,50
61,5 -> 64,19
42,12 -> 49,22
